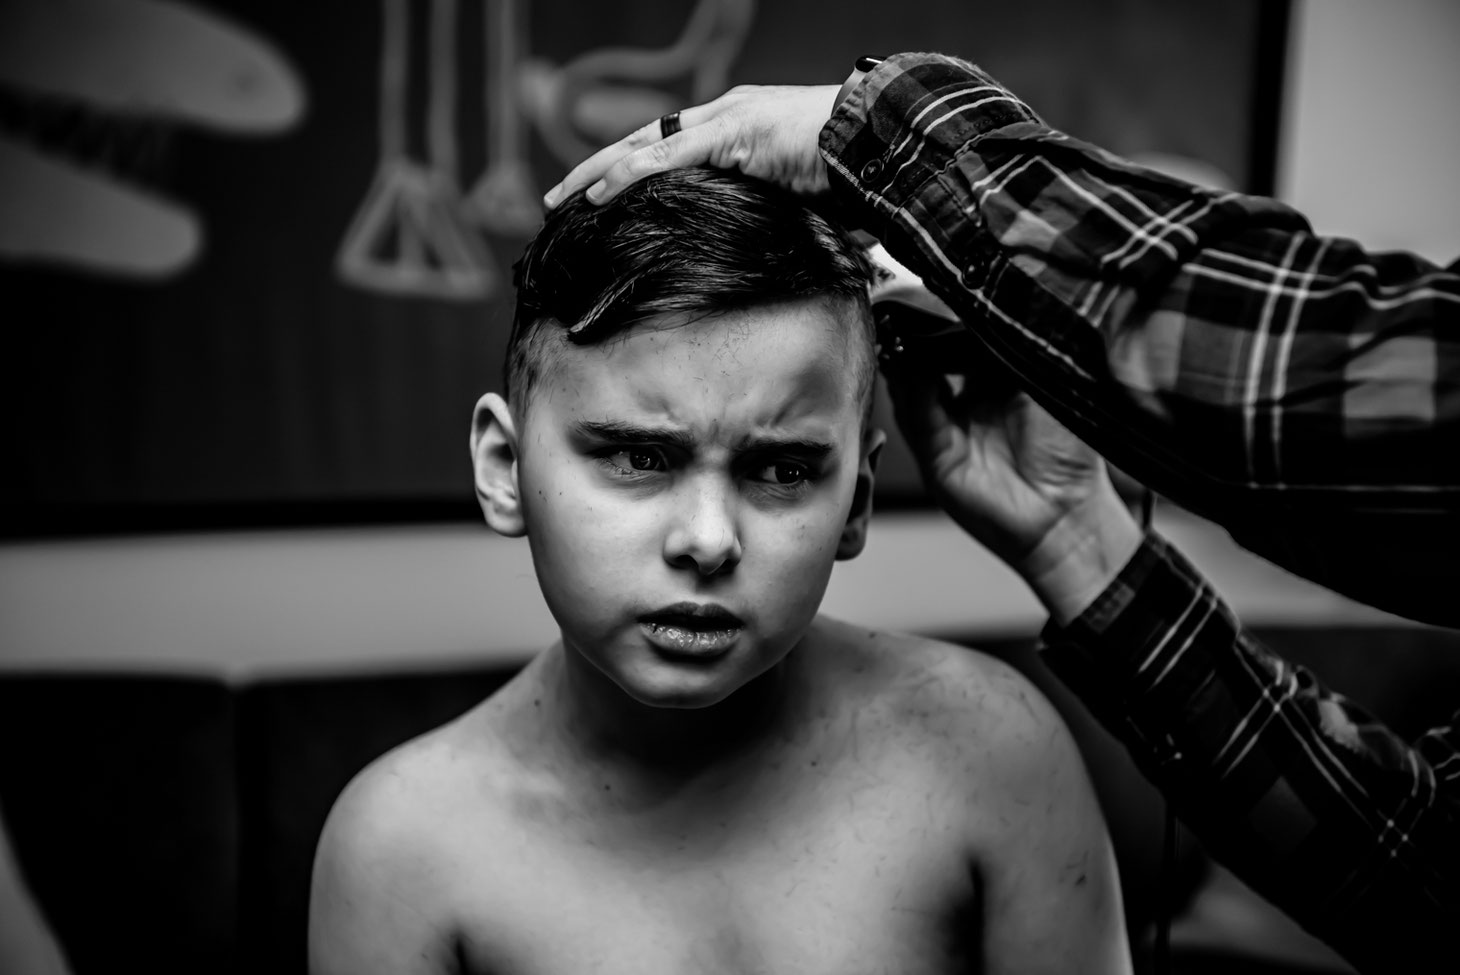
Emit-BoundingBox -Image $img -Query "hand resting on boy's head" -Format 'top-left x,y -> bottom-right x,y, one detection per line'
308,170 -> 1133,975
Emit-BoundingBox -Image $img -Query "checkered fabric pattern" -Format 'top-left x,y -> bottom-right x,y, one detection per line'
1043,534 -> 1459,975
821,52 -> 1460,626
820,53 -> 1460,972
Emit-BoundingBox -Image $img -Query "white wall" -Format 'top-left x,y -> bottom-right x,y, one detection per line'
0,509 -> 1403,678
2,0 -> 1450,678
1277,0 -> 1460,264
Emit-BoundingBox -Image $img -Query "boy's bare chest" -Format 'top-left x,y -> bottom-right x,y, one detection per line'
451,756 -> 980,974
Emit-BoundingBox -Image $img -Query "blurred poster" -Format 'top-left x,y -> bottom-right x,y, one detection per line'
0,0 -> 1285,531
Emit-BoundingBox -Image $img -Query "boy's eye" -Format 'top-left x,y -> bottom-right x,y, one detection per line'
758,461 -> 810,485
607,448 -> 665,473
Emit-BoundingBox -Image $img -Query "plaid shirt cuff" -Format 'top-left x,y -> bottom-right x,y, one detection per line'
1037,533 -> 1460,972
1042,531 -> 1197,657
1036,531 -> 1219,768
820,52 -> 1044,242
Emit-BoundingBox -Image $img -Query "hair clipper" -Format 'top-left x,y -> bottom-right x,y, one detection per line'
864,242 -> 986,376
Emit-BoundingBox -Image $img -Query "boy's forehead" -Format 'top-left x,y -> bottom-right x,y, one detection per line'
536,301 -> 864,433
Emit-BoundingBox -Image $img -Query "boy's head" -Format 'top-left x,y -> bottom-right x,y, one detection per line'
503,168 -> 878,428
472,169 -> 884,709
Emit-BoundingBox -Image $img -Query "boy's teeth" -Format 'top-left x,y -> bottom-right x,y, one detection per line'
647,622 -> 734,651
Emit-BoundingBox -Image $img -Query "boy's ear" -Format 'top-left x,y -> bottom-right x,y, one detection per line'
836,428 -> 886,560
470,393 -> 526,537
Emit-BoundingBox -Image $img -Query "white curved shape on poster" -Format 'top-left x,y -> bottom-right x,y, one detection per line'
519,0 -> 757,170
0,0 -> 304,278
0,0 -> 305,133
0,136 -> 199,277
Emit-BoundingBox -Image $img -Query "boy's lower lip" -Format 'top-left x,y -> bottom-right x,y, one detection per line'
639,621 -> 741,658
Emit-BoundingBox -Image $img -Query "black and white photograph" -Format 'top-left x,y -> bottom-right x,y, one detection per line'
1,0 -> 1457,972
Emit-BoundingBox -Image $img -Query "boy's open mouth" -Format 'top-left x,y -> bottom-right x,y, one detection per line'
639,603 -> 744,657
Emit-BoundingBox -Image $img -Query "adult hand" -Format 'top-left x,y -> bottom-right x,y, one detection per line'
883,359 -> 1143,625
543,84 -> 840,209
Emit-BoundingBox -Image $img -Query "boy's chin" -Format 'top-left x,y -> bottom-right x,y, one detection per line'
613,656 -> 790,712
614,673 -> 744,711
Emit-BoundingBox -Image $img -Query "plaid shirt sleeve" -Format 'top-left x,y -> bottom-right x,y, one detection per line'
1039,533 -> 1460,975
820,52 -> 1460,625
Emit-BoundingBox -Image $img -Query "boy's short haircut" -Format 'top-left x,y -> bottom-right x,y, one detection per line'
505,168 -> 877,421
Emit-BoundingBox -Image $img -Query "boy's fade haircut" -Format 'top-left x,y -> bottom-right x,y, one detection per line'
505,168 -> 878,422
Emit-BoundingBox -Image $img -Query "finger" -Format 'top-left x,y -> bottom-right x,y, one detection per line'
544,101 -> 720,208
542,120 -> 660,209
579,112 -> 739,206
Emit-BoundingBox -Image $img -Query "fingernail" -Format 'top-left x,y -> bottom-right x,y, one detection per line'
585,182 -> 605,204
542,189 -> 558,209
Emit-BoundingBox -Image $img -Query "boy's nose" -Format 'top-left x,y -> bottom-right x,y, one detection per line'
663,479 -> 743,576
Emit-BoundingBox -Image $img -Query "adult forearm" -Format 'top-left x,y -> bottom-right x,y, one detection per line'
822,52 -> 1460,624
821,54 -> 1301,492
823,53 -> 1460,499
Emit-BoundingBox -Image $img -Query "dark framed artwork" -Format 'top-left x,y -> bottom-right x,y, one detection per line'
0,0 -> 1290,534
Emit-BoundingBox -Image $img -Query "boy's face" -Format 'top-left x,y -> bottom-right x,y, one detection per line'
509,299 -> 876,709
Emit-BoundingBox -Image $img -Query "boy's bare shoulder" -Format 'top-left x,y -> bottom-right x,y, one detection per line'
811,616 -> 1074,784
816,615 -> 1050,716
316,711 -> 480,872
311,684 -> 543,904
309,697 -> 541,972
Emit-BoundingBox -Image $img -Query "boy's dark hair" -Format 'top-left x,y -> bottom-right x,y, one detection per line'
506,168 -> 876,418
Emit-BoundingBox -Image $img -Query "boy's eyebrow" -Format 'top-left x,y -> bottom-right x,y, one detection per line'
735,434 -> 839,457
572,419 -> 838,456
572,419 -> 697,452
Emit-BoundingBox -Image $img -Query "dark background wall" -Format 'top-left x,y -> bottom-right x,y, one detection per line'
0,0 -> 1279,531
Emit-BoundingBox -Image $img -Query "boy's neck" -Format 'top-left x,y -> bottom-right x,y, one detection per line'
539,639 -> 803,775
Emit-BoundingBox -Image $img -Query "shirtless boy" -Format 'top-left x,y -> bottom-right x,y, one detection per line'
309,169 -> 1132,974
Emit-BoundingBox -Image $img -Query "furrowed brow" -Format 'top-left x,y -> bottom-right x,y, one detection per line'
737,435 -> 838,458
572,419 -> 697,452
